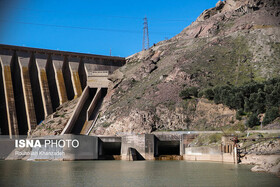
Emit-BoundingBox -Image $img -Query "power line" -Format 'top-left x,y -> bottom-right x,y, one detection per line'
5,7 -> 195,22
0,19 -> 178,36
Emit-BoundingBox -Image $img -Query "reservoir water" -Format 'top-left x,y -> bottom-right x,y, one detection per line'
0,160 -> 279,186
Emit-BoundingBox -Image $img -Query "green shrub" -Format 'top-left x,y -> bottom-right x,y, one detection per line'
179,87 -> 199,99
246,113 -> 260,128
263,107 -> 280,125
198,91 -> 204,98
102,122 -> 111,127
204,88 -> 214,100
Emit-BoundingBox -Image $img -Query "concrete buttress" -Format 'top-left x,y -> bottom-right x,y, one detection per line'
68,57 -> 83,98
16,51 -> 37,135
0,50 -> 19,136
34,53 -> 53,117
52,55 -> 68,105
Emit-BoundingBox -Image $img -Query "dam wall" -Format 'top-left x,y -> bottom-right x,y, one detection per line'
0,44 -> 125,137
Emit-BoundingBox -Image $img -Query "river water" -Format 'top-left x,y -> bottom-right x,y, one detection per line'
0,160 -> 279,186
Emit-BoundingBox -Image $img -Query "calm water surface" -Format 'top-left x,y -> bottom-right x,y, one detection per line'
0,160 -> 279,186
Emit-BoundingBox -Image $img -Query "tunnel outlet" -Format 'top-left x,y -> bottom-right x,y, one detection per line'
98,138 -> 122,160
155,140 -> 182,160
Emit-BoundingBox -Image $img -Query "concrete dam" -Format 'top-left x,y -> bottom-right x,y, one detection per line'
0,45 -> 239,163
0,44 -> 125,137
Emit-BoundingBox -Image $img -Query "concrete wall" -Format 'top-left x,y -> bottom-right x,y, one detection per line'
61,86 -> 90,134
121,134 -> 156,160
145,134 -> 155,159
0,44 -> 125,136
3,135 -> 99,161
1,134 -> 239,163
63,135 -> 99,160
121,134 -> 146,160
184,146 -> 236,163
0,137 -> 15,159
87,71 -> 109,88
87,88 -> 102,121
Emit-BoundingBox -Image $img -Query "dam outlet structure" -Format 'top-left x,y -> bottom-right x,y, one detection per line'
0,44 -> 125,137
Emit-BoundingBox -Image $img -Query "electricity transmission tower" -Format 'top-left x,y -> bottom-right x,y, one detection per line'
142,16 -> 149,51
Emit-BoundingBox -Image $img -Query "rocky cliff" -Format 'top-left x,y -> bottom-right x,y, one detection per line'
92,0 -> 280,135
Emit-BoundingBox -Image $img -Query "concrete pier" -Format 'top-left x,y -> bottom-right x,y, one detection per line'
35,53 -> 53,117
11,51 -> 29,135
0,50 -> 18,136
121,134 -> 155,160
0,44 -> 125,136
29,53 -> 45,124
16,51 -> 38,135
68,57 -> 83,98
78,60 -> 87,90
52,55 -> 68,105
0,59 -> 10,135
62,57 -> 75,100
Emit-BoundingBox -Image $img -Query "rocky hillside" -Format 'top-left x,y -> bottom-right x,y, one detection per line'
31,98 -> 79,137
92,0 -> 280,135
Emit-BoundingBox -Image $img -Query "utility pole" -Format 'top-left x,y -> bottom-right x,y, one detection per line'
110,48 -> 111,56
142,16 -> 149,51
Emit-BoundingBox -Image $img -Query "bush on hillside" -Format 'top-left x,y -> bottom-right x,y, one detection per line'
246,113 -> 260,128
263,106 -> 280,125
179,87 -> 199,99
180,77 -> 280,123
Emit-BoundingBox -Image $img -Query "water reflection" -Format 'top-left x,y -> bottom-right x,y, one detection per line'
0,160 -> 279,187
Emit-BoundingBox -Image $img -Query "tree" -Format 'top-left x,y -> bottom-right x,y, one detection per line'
254,89 -> 266,114
234,92 -> 244,109
266,91 -> 279,107
263,107 -> 280,125
246,113 -> 260,128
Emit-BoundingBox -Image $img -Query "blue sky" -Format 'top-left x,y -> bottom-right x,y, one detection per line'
0,0 -> 218,57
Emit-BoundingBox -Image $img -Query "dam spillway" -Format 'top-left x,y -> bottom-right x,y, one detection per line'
0,44 -> 125,137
